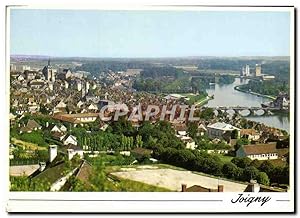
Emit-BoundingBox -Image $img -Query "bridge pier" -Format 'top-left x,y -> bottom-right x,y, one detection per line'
207,106 -> 273,117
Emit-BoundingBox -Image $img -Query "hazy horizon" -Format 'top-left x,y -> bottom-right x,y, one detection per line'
10,54 -> 290,59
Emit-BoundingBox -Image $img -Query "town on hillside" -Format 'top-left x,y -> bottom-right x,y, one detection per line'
9,57 -> 290,192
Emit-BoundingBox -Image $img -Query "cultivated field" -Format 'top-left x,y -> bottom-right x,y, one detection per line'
111,168 -> 248,192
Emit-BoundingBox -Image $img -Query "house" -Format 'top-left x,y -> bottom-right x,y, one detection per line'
53,101 -> 68,114
24,70 -> 36,80
57,69 -> 72,80
17,74 -> 25,81
236,143 -> 278,160
55,100 -> 67,109
240,129 -> 260,141
271,93 -> 289,110
77,101 -> 84,108
63,135 -> 78,146
60,124 -> 67,132
207,122 -> 240,142
85,92 -> 100,103
31,145 -> 83,191
100,123 -> 109,131
88,103 -> 98,111
69,160 -> 93,189
98,99 -> 115,109
29,79 -> 45,89
53,113 -> 99,124
66,144 -> 84,160
50,125 -> 62,133
51,131 -> 66,141
19,119 -> 42,133
9,113 -> 16,123
181,136 -> 196,150
198,123 -> 207,136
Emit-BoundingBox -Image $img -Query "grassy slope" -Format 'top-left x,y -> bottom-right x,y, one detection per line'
11,137 -> 47,151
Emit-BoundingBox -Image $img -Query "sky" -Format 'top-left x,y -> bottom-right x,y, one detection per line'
10,9 -> 291,58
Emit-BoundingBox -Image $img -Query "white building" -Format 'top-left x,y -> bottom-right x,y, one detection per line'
63,135 -> 78,146
86,81 -> 90,93
236,143 -> 278,160
255,64 -> 262,77
262,75 -> 275,80
245,65 -> 250,76
240,129 -> 260,141
76,81 -> 82,91
50,125 -> 64,133
67,144 -> 84,160
241,65 -> 251,77
207,122 -> 240,140
88,103 -> 98,111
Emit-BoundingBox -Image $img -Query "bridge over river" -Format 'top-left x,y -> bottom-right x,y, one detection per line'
203,106 -> 282,116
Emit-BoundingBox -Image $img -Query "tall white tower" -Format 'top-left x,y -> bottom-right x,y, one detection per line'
245,65 -> 250,76
86,81 -> 90,93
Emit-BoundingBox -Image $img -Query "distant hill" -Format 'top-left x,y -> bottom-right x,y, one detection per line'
10,55 -> 50,61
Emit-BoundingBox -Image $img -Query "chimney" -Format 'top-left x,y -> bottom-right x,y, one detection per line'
249,180 -> 260,193
181,184 -> 187,192
49,145 -> 57,162
67,149 -> 75,160
218,185 -> 224,192
39,162 -> 46,172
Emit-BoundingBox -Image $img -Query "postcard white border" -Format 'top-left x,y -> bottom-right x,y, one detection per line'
4,4 -> 295,213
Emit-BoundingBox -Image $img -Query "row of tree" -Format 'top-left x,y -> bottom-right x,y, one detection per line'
76,133 -> 144,151
239,80 -> 289,96
153,147 -> 289,186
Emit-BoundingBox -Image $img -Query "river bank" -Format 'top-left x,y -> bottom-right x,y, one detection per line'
234,85 -> 276,100
195,95 -> 214,106
205,78 -> 289,131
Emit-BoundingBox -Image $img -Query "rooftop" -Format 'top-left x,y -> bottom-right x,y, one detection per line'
242,143 -> 277,155
207,122 -> 240,131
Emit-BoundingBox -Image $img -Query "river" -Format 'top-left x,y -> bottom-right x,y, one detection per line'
205,78 -> 290,132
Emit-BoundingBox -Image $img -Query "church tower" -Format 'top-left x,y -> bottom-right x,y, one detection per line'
42,58 -> 56,82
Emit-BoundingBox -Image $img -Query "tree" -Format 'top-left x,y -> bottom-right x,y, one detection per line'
111,118 -> 135,136
199,108 -> 214,120
39,105 -> 49,115
136,135 -> 143,148
222,162 -> 241,179
187,122 -> 198,139
10,176 -> 50,191
231,129 -> 239,139
231,157 -> 252,168
257,172 -> 270,186
35,150 -> 48,161
250,159 -> 261,168
138,122 -> 154,142
259,160 -> 275,176
241,166 -> 260,182
235,138 -> 250,151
